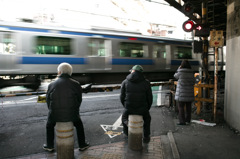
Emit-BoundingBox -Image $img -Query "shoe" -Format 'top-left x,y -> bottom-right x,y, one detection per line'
177,122 -> 186,125
143,136 -> 151,143
43,144 -> 54,152
79,142 -> 90,151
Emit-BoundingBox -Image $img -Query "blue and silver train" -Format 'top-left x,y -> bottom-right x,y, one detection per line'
0,21 -> 202,89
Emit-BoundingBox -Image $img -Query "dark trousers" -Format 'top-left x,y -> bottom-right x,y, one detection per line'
122,110 -> 151,138
178,101 -> 192,123
46,118 -> 86,147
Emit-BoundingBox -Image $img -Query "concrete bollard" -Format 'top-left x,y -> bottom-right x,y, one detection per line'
56,122 -> 74,159
128,115 -> 143,150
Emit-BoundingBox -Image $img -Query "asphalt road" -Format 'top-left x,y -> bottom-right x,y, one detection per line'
0,87 -> 175,158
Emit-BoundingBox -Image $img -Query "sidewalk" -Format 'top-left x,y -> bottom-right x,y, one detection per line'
172,116 -> 240,159
12,118 -> 240,159
6,107 -> 240,159
8,114 -> 240,159
13,135 -> 177,159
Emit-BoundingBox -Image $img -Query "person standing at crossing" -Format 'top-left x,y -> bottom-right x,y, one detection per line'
174,60 -> 195,125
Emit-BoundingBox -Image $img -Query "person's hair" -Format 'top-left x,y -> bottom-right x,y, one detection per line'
57,62 -> 73,76
180,59 -> 191,69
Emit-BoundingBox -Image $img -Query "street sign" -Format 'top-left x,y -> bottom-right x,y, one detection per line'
210,30 -> 224,47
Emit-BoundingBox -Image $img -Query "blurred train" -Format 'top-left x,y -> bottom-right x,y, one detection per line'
0,21 -> 224,89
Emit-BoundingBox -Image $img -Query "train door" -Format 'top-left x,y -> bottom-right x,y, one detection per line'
153,44 -> 167,70
87,38 -> 112,71
0,31 -> 19,75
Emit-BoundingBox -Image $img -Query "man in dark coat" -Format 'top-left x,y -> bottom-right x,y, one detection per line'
43,62 -> 89,152
120,65 -> 153,142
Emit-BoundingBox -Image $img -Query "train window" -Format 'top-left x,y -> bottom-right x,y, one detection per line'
174,46 -> 192,59
119,42 -> 146,58
36,36 -> 71,55
153,45 -> 166,58
88,39 -> 106,56
0,33 -> 16,54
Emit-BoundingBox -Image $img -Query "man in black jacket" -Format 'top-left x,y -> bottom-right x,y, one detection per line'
43,62 -> 89,152
120,65 -> 153,142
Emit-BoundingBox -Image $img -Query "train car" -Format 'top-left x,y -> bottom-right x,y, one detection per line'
0,21 -> 202,89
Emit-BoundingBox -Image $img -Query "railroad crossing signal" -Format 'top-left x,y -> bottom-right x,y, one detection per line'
182,20 -> 194,32
182,2 -> 194,16
194,24 -> 210,37
196,25 -> 202,31
182,20 -> 210,37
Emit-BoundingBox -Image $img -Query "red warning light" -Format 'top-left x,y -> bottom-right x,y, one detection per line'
184,3 -> 193,13
182,2 -> 194,16
182,20 -> 194,32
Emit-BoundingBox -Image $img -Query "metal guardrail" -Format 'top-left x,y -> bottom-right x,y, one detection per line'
0,91 -> 46,98
0,82 -> 172,98
0,84 -> 93,98
0,82 -> 173,105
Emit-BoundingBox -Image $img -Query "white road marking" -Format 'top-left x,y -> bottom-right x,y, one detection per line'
101,115 -> 123,138
113,115 -> 122,129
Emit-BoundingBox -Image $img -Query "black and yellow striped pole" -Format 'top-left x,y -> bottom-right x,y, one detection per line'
201,1 -> 210,83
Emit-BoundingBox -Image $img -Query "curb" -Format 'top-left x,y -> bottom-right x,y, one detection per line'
167,131 -> 180,159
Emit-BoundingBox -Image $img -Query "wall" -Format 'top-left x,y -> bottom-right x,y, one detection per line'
224,0 -> 240,131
